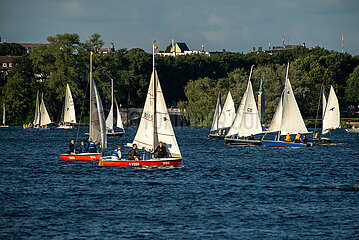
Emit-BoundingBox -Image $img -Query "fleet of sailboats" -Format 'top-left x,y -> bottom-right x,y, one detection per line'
99,43 -> 182,167
105,79 -> 125,137
24,91 -> 52,131
58,84 -> 76,129
60,51 -> 106,161
261,62 -> 312,147
225,65 -> 262,145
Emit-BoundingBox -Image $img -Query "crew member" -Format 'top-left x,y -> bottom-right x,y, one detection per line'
128,144 -> 142,160
153,141 -> 168,158
295,133 -> 301,143
67,139 -> 75,154
87,138 -> 97,153
301,135 -> 308,143
112,145 -> 122,160
285,133 -> 291,142
248,134 -> 254,140
79,141 -> 87,153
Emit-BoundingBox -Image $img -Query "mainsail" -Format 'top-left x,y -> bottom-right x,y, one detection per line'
89,52 -> 107,149
218,91 -> 236,129
33,91 -> 52,126
33,91 -> 40,125
2,103 -> 6,125
115,100 -> 124,129
322,86 -> 340,134
131,69 -> 181,158
62,84 -> 76,124
210,91 -> 222,132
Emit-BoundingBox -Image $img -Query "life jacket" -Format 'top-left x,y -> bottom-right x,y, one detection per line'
295,134 -> 301,141
88,141 -> 95,149
285,134 -> 291,141
80,145 -> 86,153
112,148 -> 121,157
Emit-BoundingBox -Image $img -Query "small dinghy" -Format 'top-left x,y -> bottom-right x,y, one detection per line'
105,79 -> 125,137
58,84 -> 76,129
225,65 -> 263,145
100,43 -> 182,167
261,62 -> 312,147
60,52 -> 107,161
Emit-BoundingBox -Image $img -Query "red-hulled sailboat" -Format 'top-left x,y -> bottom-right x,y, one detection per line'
99,42 -> 182,167
60,51 -> 107,161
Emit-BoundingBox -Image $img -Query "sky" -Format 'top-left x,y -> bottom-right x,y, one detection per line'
1,0 -> 359,55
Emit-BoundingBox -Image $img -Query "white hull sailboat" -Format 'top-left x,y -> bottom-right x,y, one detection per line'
208,90 -> 222,139
261,62 -> 312,147
225,65 -> 262,145
60,51 -> 107,161
0,103 -> 9,128
208,91 -> 235,139
23,91 -> 52,131
58,84 -> 76,129
105,79 -> 125,137
100,43 -> 182,167
313,85 -> 340,144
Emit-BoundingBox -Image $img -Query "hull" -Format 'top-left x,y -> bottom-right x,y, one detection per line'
261,140 -> 313,148
208,134 -> 225,140
107,131 -> 125,137
225,138 -> 262,145
0,125 -> 9,128
346,128 -> 359,133
57,125 -> 73,129
60,153 -> 102,161
23,127 -> 51,131
99,157 -> 182,167
313,137 -> 332,144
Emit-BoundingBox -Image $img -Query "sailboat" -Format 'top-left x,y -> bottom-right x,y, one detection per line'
208,91 -> 236,139
225,65 -> 262,145
105,79 -> 125,137
314,85 -> 340,143
58,84 -> 76,129
60,52 -> 107,161
23,91 -> 52,131
208,91 -> 222,139
99,43 -> 182,167
261,62 -> 313,147
0,103 -> 9,128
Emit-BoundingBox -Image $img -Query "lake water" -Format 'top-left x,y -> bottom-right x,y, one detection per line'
1,126 -> 359,239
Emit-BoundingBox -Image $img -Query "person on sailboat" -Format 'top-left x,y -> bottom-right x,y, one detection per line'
153,141 -> 168,158
301,135 -> 308,143
248,134 -> 255,140
112,145 -> 122,160
87,138 -> 97,153
285,133 -> 291,142
67,140 -> 75,154
295,133 -> 301,143
79,141 -> 87,153
128,144 -> 142,160
314,131 -> 321,140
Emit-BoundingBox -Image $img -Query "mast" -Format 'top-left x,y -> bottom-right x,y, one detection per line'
153,41 -> 158,151
89,51 -> 93,137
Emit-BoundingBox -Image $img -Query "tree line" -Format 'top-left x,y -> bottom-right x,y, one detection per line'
0,33 -> 358,126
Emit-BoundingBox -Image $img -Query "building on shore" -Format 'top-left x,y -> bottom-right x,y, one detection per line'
156,40 -> 213,57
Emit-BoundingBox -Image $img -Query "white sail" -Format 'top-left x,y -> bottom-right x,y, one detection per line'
280,77 -> 308,135
115,100 -> 124,129
132,71 -> 156,152
39,94 -> 52,126
2,103 -> 5,125
131,69 -> 181,158
322,86 -> 327,119
105,102 -> 114,131
267,62 -> 308,135
322,86 -> 340,134
63,84 -> 76,124
227,87 -> 247,137
210,91 -> 222,131
238,80 -> 262,137
218,91 -> 236,129
89,52 -> 107,149
33,91 -> 40,125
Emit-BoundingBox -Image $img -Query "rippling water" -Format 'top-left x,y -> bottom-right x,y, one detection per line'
1,126 -> 359,239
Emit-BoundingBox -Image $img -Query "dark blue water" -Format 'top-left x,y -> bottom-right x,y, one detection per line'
1,126 -> 359,239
